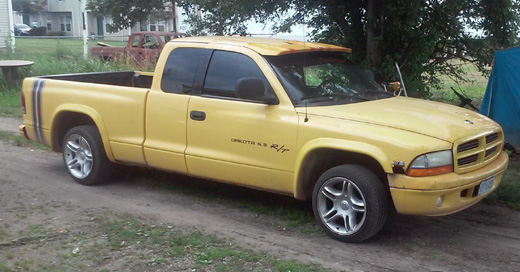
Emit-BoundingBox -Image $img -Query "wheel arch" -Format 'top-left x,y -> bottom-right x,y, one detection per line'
50,104 -> 114,161
293,139 -> 392,200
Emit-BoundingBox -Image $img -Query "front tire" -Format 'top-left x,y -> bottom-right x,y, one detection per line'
63,125 -> 114,185
312,165 -> 388,243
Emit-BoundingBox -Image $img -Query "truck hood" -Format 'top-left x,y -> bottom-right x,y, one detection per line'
299,97 -> 500,143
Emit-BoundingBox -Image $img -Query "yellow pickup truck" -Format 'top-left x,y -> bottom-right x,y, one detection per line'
19,37 -> 509,242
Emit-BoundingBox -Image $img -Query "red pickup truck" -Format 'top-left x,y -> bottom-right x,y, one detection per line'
90,31 -> 180,65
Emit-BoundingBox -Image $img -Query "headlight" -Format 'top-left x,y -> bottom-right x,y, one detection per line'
407,150 -> 453,177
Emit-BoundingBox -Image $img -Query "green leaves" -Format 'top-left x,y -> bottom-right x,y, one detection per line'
177,0 -> 519,98
87,0 -> 172,31
12,0 -> 46,15
86,0 -> 519,98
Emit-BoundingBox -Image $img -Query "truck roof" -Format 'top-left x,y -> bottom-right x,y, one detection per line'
170,36 -> 352,56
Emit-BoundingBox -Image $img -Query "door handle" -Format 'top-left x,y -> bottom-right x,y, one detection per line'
190,110 -> 206,121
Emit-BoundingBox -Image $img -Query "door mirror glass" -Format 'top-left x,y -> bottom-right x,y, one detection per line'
236,77 -> 278,105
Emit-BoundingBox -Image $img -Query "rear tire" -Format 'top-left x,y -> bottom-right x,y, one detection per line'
62,125 -> 114,185
312,164 -> 388,243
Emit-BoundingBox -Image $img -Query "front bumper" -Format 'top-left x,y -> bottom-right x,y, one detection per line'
388,151 -> 509,216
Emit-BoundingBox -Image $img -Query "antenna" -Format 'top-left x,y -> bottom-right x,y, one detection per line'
394,62 -> 408,97
304,100 -> 309,122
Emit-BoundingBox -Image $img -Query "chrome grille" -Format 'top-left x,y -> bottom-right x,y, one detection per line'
454,131 -> 503,173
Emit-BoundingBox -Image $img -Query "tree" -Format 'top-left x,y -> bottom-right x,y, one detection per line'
12,0 -> 46,15
177,0 -> 520,97
177,0 -> 289,35
87,0 -> 173,31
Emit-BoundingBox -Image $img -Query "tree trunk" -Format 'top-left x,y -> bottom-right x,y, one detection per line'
366,0 -> 382,67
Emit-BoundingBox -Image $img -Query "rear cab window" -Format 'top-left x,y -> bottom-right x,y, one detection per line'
161,47 -> 212,94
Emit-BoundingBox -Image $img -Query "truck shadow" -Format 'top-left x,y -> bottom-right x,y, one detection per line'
103,165 -> 517,247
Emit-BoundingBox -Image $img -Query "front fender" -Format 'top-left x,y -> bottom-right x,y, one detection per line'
51,104 -> 115,161
293,138 -> 392,199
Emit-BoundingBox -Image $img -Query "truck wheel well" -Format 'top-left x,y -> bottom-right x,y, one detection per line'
299,149 -> 389,200
52,112 -> 96,152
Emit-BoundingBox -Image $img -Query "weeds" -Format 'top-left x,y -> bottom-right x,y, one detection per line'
0,131 -> 49,150
0,89 -> 21,118
113,167 -> 319,233
98,215 -> 325,271
486,159 -> 520,210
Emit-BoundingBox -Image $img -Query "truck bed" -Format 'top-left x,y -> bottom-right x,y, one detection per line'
41,71 -> 153,89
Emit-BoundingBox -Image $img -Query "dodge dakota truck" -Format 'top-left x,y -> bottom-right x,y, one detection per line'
90,31 -> 180,65
19,36 -> 509,243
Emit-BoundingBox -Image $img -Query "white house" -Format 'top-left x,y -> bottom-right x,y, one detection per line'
12,1 -> 305,42
0,0 -> 15,49
13,0 -> 181,41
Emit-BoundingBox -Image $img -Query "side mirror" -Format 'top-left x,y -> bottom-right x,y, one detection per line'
235,77 -> 279,105
389,81 -> 401,92
383,81 -> 401,94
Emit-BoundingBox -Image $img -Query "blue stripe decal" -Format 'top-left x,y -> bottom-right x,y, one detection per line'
36,80 -> 45,144
31,80 -> 40,143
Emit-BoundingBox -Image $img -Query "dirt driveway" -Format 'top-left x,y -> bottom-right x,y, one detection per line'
0,118 -> 519,271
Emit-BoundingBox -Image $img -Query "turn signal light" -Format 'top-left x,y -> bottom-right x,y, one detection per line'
408,165 -> 454,177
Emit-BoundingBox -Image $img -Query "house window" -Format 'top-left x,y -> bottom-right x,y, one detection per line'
104,17 -> 117,33
149,21 -> 165,32
140,21 -> 147,31
60,16 -> 71,32
46,18 -> 52,31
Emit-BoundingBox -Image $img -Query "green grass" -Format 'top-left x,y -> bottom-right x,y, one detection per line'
5,37 -> 127,60
100,216 -> 325,271
0,89 -> 21,118
3,212 -> 325,271
486,159 -> 520,210
0,263 -> 12,272
114,167 -> 319,234
431,60 -> 489,109
0,131 -> 50,150
0,54 -> 136,118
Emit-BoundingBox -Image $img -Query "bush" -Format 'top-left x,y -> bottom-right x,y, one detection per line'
46,31 -> 66,36
28,26 -> 47,36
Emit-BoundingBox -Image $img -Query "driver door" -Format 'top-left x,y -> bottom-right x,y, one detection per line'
185,50 -> 298,194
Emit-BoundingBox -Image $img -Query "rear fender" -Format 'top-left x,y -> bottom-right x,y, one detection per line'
51,104 -> 115,161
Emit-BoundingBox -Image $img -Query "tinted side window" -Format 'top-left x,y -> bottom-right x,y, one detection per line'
161,48 -> 210,94
203,51 -> 272,98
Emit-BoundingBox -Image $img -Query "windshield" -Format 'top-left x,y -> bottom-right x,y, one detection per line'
266,52 -> 392,106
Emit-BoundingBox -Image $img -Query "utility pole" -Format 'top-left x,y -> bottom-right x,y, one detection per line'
172,0 -> 178,33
